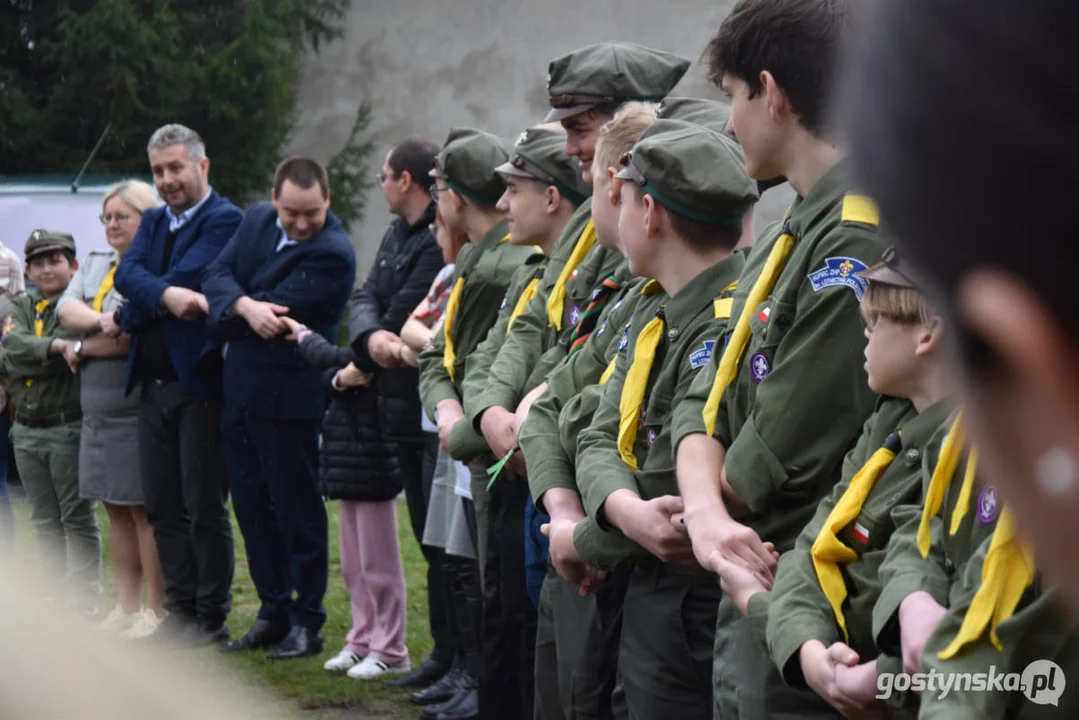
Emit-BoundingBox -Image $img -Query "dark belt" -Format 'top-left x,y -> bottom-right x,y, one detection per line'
16,409 -> 82,429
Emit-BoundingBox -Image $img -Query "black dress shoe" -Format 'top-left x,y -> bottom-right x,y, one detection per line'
421,675 -> 477,719
384,654 -> 451,689
266,626 -> 323,660
222,620 -> 289,653
179,620 -> 229,648
143,613 -> 192,643
411,667 -> 464,705
436,687 -> 478,720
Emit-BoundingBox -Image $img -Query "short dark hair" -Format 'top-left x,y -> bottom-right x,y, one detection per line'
704,0 -> 848,135
273,156 -> 329,198
388,138 -> 439,192
630,183 -> 742,252
28,249 -> 76,266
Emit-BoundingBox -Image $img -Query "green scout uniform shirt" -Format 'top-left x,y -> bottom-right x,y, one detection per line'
872,413 -> 1004,660
918,548 -> 1072,719
764,397 -> 954,689
467,200 -> 625,425
519,273 -> 648,507
418,220 -> 537,455
0,290 -> 81,420
672,160 -> 883,553
575,254 -> 744,568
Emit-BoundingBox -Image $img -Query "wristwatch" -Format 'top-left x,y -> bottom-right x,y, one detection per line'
73,340 -> 83,357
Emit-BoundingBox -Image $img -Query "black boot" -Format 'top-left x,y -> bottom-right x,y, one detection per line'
431,554 -> 483,720
411,661 -> 466,705
436,683 -> 479,720
423,674 -> 477,720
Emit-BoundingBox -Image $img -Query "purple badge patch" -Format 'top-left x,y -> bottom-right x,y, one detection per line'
749,352 -> 772,383
568,304 -> 581,327
977,485 -> 1000,524
645,427 -> 659,448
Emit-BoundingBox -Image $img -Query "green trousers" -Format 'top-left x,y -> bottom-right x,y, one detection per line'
12,421 -> 101,602
619,565 -> 718,720
534,567 -> 604,719
713,595 -> 839,719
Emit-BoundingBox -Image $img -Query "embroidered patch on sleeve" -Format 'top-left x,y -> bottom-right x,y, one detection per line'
689,340 -> 716,369
1,315 -> 13,340
807,256 -> 870,300
499,294 -> 508,311
617,315 -> 634,352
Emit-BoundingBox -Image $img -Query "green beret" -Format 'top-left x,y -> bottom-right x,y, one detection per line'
615,119 -> 758,227
495,126 -> 591,206
432,128 -> 509,206
545,42 -> 691,122
24,229 -> 76,261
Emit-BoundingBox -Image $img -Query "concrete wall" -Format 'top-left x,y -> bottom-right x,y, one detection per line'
286,0 -> 794,280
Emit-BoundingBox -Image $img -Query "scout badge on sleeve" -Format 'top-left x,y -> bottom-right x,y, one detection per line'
689,340 -> 715,369
807,256 -> 870,300
1,315 -> 13,341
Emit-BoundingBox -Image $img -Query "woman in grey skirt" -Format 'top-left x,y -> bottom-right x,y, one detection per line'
57,180 -> 165,638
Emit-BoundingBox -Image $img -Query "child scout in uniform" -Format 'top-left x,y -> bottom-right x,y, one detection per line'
468,41 -> 690,480
572,119 -> 756,720
711,246 -> 954,718
416,128 -> 540,720
0,230 -> 101,612
671,1 -> 883,716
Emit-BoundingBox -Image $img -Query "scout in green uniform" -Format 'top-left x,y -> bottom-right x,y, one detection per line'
469,41 -> 690,470
568,119 -> 755,720
709,248 -> 955,717
510,103 -> 658,720
0,230 -> 101,611
670,2 -> 883,716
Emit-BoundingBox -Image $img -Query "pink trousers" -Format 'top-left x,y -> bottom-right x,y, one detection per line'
339,500 -> 408,663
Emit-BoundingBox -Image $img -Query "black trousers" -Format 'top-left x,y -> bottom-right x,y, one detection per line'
479,476 -> 538,720
139,380 -> 234,625
404,432 -> 455,664
221,406 -> 327,631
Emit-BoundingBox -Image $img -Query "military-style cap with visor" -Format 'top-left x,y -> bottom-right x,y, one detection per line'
545,42 -> 691,123
495,126 -> 591,206
24,229 -> 76,261
857,244 -> 922,289
430,127 -> 510,206
614,118 -> 758,227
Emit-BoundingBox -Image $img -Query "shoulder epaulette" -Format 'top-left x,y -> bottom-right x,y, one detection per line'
841,194 -> 880,227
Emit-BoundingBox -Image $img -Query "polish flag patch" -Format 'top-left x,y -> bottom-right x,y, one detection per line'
851,521 -> 869,544
757,306 -> 771,323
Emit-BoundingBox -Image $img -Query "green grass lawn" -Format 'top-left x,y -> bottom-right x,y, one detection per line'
13,496 -> 432,714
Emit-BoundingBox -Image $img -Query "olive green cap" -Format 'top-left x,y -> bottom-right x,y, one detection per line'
857,245 -> 922,289
495,126 -> 591,206
545,42 -> 691,122
431,127 -> 509,206
656,97 -> 787,193
614,119 -> 758,227
24,229 -> 76,261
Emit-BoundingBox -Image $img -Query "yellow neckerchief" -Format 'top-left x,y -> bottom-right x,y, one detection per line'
26,298 -> 52,388
811,431 -> 901,642
92,262 -> 118,313
617,306 -> 666,470
546,220 -> 596,331
938,506 -> 1035,658
702,218 -> 795,436
599,356 -> 617,385
917,413 -> 973,557
442,233 -> 511,383
507,276 -> 541,332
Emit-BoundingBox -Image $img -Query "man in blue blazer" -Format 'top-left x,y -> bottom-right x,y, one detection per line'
203,157 -> 356,659
113,124 -> 241,646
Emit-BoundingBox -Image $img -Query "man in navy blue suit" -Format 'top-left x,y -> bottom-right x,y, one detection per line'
204,157 -> 356,660
112,124 -> 241,646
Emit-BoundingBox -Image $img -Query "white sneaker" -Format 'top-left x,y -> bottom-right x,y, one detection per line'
96,605 -> 138,633
121,609 -> 163,639
323,648 -> 362,672
347,656 -> 411,680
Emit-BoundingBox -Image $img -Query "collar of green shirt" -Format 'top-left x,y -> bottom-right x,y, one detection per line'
898,396 -> 955,452
661,251 -> 746,332
786,158 -> 853,237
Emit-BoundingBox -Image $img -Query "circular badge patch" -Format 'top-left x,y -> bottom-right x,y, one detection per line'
568,304 -> 581,327
645,427 -> 659,448
749,352 -> 772,384
977,485 -> 1000,524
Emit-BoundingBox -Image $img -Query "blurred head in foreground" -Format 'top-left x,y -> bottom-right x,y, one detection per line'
844,0 -> 1079,610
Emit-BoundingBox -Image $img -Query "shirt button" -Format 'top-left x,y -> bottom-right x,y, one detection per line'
943,557 -> 955,575
668,327 -> 680,339
906,448 -> 921,464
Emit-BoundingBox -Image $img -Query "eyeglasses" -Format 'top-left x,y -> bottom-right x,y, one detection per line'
99,213 -> 135,225
429,184 -> 450,202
